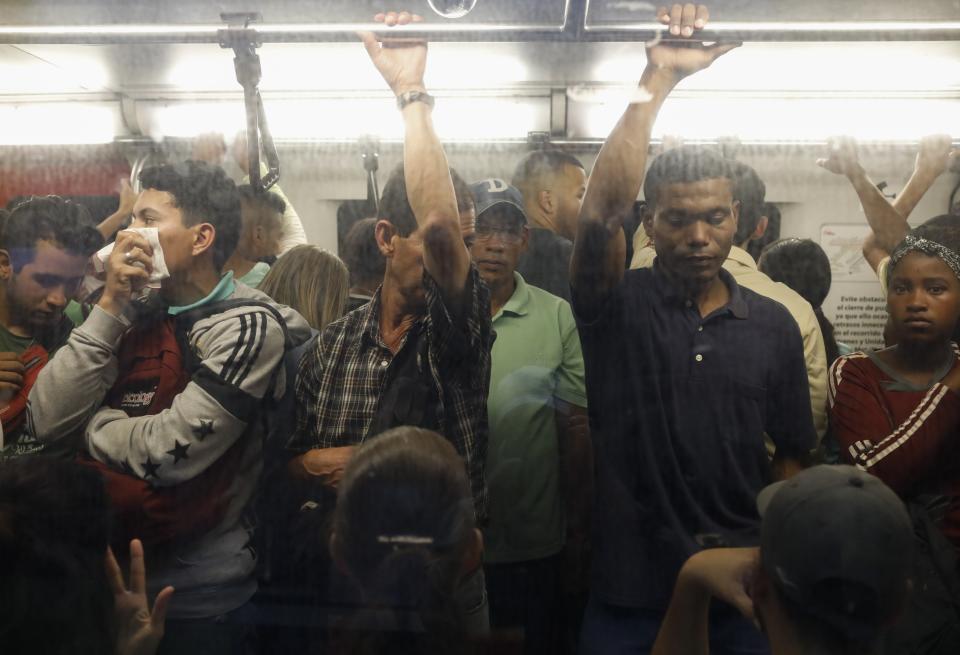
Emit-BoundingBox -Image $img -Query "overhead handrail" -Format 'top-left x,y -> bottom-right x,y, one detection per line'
218,13 -> 279,192
0,21 -> 958,44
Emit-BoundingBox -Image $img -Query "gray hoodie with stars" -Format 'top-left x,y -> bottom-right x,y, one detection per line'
27,281 -> 312,619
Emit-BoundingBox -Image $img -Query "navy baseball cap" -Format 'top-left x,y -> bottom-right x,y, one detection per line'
469,178 -> 526,224
757,465 -> 913,640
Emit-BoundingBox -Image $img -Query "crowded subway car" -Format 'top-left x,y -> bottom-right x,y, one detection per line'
0,1 -> 959,654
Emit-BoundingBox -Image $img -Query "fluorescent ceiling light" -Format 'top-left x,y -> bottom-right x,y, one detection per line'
0,45 -> 112,93
141,101 -> 247,140
141,95 -> 547,141
162,43 -> 530,92
591,43 -> 960,92
0,102 -> 117,144
571,96 -> 960,142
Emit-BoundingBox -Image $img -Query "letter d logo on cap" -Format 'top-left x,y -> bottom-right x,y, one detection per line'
484,178 -> 510,193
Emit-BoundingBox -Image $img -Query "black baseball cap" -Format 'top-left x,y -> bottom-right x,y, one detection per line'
470,179 -> 526,224
757,465 -> 913,641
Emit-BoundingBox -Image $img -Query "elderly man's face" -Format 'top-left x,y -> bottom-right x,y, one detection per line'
470,208 -> 528,290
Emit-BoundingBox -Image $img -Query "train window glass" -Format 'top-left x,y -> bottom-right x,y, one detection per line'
1,2 -> 959,655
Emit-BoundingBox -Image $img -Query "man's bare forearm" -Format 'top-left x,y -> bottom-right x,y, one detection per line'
402,101 -> 471,301
402,102 -> 460,231
572,69 -> 675,303
893,168 -> 941,220
847,168 -> 909,254
652,569 -> 712,655
97,209 -> 130,241
580,70 -> 674,232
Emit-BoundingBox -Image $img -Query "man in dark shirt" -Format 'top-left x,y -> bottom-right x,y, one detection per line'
570,6 -> 814,655
512,150 -> 586,300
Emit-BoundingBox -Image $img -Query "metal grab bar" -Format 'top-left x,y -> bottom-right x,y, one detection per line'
0,21 -> 958,44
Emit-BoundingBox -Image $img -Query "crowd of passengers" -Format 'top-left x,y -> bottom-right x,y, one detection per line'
1,5 -> 959,655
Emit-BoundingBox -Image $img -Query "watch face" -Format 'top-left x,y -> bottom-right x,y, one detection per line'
426,0 -> 478,19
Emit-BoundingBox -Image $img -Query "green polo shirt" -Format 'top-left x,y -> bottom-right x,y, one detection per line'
484,272 -> 587,564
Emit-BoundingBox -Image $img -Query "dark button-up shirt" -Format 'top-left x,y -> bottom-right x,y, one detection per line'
574,263 -> 815,609
293,265 -> 494,519
517,228 -> 573,302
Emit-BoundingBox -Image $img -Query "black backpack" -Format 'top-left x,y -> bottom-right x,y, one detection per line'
884,496 -> 960,655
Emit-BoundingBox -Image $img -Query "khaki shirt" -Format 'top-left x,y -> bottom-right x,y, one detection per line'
631,231 -> 828,443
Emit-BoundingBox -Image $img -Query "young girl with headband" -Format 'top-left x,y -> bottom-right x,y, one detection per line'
828,218 -> 960,551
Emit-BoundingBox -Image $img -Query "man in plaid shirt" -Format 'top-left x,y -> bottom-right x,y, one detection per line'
289,15 -> 493,534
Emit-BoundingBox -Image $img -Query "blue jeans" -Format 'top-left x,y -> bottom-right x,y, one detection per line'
579,596 -> 769,655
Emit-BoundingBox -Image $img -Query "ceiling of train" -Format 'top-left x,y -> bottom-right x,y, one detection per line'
0,0 -> 957,143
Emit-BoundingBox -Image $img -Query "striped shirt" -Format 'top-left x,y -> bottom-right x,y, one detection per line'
292,266 -> 494,519
829,348 -> 960,548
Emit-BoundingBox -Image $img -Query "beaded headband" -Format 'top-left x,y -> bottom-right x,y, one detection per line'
888,235 -> 960,286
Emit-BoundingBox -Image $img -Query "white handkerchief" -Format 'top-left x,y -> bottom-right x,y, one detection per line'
94,227 -> 170,288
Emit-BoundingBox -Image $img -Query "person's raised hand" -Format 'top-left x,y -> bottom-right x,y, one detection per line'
118,178 -> 138,217
0,352 -> 25,405
817,136 -> 864,178
358,11 -> 428,97
98,230 -> 153,317
301,445 -> 356,489
107,539 -> 174,655
190,132 -> 227,165
681,547 -> 759,621
915,134 -> 959,180
230,131 -> 250,175
646,5 -> 739,83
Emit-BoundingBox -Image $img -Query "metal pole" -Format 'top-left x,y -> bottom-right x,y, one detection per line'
0,22 -> 958,44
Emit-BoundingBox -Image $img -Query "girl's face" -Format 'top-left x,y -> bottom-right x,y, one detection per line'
887,251 -> 960,347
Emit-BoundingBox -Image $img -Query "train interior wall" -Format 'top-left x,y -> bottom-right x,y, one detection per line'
1,139 -> 956,348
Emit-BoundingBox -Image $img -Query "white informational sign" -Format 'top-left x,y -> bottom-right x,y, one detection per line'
820,224 -> 887,351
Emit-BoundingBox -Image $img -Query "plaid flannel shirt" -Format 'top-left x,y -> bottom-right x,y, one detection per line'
292,265 -> 493,520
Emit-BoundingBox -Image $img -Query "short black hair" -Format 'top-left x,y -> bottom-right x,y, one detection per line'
759,238 -> 841,365
729,160 -> 767,245
378,164 -> 475,237
343,217 -> 385,286
643,146 -> 732,212
759,238 -> 832,309
511,149 -> 585,191
139,160 -> 240,270
900,215 -> 960,255
0,196 -> 103,272
238,184 -> 287,216
0,458 -> 114,655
